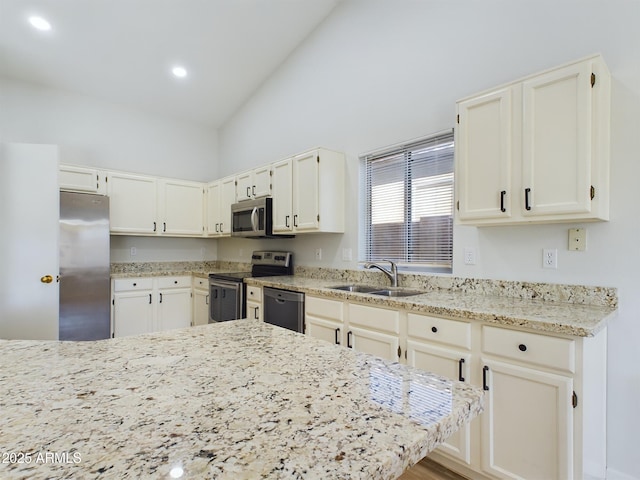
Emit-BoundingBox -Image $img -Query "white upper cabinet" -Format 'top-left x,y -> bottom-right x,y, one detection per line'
456,54 -> 610,225
272,148 -> 345,234
108,171 -> 158,234
158,179 -> 204,236
59,164 -> 107,194
206,175 -> 236,237
108,171 -> 205,236
236,165 -> 271,202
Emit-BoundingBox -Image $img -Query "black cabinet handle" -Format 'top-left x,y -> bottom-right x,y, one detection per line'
252,185 -> 256,196
285,215 -> 290,228
525,188 -> 532,210
254,307 -> 259,320
148,293 -> 152,304
335,328 -> 341,345
163,222 -> 166,232
133,282 -> 137,287
205,295 -> 209,305
431,326 -> 438,333
519,344 -> 527,352
220,222 -> 223,232
500,190 -> 506,212
246,186 -> 250,198
347,331 -> 353,348
159,293 -> 163,303
458,358 -> 465,382
293,214 -> 298,227
483,365 -> 490,390
153,221 -> 157,232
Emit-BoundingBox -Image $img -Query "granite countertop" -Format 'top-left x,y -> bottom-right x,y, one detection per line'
0,321 -> 483,480
245,276 -> 616,337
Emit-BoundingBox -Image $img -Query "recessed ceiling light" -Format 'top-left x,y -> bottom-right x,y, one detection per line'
172,66 -> 187,78
29,16 -> 52,31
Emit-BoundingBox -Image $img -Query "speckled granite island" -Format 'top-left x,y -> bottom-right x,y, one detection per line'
0,321 -> 483,480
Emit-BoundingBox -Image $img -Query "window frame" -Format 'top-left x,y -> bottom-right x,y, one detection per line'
360,130 -> 454,274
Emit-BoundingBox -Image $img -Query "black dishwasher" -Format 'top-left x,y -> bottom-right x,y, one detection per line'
263,287 -> 305,333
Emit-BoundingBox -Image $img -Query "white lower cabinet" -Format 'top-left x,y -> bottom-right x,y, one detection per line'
192,277 -> 210,326
246,285 -> 263,321
112,276 -> 192,336
304,294 -> 607,480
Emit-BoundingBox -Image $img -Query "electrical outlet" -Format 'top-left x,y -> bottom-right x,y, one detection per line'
342,248 -> 352,261
568,228 -> 586,251
130,247 -> 137,257
464,247 -> 477,265
315,248 -> 322,261
543,248 -> 558,269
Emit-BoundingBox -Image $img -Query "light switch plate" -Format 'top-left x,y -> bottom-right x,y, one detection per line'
568,228 -> 586,251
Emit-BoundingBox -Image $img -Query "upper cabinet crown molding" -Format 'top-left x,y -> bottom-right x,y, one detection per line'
455,54 -> 610,226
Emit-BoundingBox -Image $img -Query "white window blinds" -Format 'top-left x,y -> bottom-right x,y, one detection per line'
363,131 -> 454,271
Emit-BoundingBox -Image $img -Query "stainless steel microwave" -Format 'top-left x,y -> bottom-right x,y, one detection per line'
231,197 -> 289,238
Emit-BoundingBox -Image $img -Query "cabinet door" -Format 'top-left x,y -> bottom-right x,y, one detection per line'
407,340 -> 471,464
59,164 -> 100,193
219,176 -> 237,236
236,171 -> 253,202
456,88 -> 512,221
349,326 -> 400,362
113,291 -> 154,337
481,358 -> 573,480
522,61 -> 592,216
292,151 -> 319,231
272,159 -> 293,233
252,165 -> 272,198
306,315 -> 343,346
246,301 -> 262,321
193,289 -> 209,326
206,181 -> 221,236
160,179 -> 204,236
157,288 -> 192,331
108,172 -> 157,234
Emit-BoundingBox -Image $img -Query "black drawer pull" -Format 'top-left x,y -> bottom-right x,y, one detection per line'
347,331 -> 353,348
525,188 -> 532,210
458,358 -> 465,382
500,190 -> 506,212
431,326 -> 438,333
133,283 -> 137,287
519,344 -> 527,352
483,365 -> 489,390
335,328 -> 341,345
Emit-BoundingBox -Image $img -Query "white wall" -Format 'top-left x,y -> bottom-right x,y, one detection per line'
218,1 -> 640,477
0,77 -> 220,262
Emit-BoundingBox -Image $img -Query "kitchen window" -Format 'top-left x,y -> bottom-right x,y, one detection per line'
362,130 -> 454,273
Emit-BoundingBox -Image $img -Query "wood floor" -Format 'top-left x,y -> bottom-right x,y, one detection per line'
399,458 -> 468,480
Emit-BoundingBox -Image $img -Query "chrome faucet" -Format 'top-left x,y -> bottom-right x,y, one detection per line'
364,259 -> 398,287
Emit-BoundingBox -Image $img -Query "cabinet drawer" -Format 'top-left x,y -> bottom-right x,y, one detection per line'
247,286 -> 262,301
157,276 -> 191,289
192,277 -> 208,290
348,303 -> 399,335
306,295 -> 344,321
113,277 -> 153,292
482,326 -> 575,373
407,313 -> 471,350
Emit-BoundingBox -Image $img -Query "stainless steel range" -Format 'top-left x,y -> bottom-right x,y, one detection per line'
208,251 -> 293,323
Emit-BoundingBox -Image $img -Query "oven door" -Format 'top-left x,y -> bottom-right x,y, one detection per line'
208,278 -> 245,322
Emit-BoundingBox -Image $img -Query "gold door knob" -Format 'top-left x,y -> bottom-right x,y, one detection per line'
40,275 -> 53,284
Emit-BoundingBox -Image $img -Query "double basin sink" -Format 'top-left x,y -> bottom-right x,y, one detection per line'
330,284 -> 424,297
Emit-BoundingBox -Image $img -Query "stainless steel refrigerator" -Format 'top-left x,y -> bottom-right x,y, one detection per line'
59,191 -> 111,340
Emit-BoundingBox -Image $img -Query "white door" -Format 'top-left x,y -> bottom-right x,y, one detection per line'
252,165 -> 272,198
407,340 -> 472,464
219,176 -> 237,236
0,143 -> 59,340
193,289 -> 209,326
108,172 -> 157,234
236,171 -> 253,201
456,88 -> 513,221
272,158 -> 293,233
113,291 -> 154,337
160,179 -> 204,236
349,326 -> 400,362
481,358 -> 573,480
206,181 -> 221,236
157,289 -> 192,331
293,151 -> 319,231
521,61 -> 592,216
306,315 -> 343,346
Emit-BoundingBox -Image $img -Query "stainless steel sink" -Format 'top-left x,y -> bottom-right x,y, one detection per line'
330,284 -> 381,293
369,288 -> 424,297
330,285 -> 424,297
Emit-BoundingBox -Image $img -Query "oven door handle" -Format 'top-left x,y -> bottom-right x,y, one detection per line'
250,207 -> 258,232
